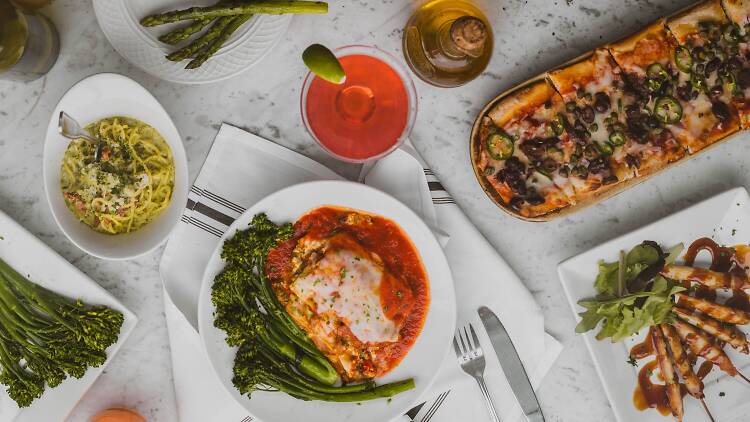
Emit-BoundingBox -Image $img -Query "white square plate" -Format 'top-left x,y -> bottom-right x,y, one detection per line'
0,209 -> 138,422
558,187 -> 750,422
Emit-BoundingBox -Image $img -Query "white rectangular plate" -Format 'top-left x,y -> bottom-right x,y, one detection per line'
558,187 -> 750,422
0,209 -> 138,421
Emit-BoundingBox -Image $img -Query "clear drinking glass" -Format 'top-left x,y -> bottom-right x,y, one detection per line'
0,0 -> 59,82
300,45 -> 418,163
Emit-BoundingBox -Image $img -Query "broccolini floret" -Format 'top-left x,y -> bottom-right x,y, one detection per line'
0,258 -> 124,407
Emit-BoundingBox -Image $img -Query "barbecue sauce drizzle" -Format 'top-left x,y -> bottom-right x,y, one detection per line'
631,238 -> 749,414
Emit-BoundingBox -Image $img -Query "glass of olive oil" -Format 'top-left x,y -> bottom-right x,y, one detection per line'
0,0 -> 59,82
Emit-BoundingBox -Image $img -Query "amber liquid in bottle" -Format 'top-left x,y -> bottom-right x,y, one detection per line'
403,0 -> 493,87
0,0 -> 59,81
0,0 -> 27,71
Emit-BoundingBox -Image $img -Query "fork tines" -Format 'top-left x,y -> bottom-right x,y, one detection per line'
453,323 -> 483,359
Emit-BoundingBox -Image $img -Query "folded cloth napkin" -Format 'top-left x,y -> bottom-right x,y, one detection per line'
159,124 -> 562,422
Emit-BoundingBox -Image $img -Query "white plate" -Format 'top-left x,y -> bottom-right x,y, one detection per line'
558,187 -> 750,422
0,209 -> 138,422
197,180 -> 456,422
42,73 -> 189,260
93,0 -> 291,84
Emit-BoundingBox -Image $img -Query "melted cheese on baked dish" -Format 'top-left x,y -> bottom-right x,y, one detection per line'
292,246 -> 400,343
281,229 -> 417,381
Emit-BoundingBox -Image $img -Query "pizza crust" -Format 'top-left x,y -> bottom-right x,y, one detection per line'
520,189 -> 571,218
548,53 -> 597,98
609,19 -> 674,76
667,0 -> 728,44
722,0 -> 750,27
486,79 -> 554,128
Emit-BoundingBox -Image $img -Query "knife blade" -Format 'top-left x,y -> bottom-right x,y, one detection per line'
478,306 -> 544,422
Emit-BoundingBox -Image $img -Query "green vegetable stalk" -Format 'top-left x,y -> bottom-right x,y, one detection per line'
158,0 -> 234,45
166,17 -> 234,62
186,14 -> 252,69
0,258 -> 124,407
159,18 -> 213,45
140,1 -> 328,27
212,213 -> 415,401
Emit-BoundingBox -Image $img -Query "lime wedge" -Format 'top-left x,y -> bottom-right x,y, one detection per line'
302,44 -> 346,84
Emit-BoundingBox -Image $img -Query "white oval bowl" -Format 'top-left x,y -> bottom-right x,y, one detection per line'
43,73 -> 189,260
198,180 -> 457,422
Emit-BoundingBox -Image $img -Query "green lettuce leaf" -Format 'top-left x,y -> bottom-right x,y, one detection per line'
576,243 -> 686,342
593,243 -> 662,296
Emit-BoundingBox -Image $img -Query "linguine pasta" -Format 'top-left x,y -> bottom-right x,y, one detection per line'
60,116 -> 175,234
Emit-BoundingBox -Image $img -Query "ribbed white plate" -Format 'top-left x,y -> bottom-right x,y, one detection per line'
93,0 -> 291,84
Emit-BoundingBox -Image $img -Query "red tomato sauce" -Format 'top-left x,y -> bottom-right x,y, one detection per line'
265,206 -> 429,377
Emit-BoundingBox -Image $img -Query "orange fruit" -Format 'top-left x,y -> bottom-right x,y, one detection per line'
90,409 -> 147,422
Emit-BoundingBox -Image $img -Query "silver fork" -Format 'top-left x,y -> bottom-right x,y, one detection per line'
58,111 -> 104,162
454,323 -> 501,422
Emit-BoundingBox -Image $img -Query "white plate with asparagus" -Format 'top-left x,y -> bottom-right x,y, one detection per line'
94,0 -> 329,84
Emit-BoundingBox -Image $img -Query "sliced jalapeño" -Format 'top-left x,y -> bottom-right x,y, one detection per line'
674,46 -> 693,73
486,130 -> 514,160
654,96 -> 682,124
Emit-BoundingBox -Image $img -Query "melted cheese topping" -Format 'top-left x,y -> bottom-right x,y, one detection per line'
292,247 -> 399,344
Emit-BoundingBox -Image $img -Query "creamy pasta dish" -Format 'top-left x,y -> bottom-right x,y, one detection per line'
60,116 -> 174,234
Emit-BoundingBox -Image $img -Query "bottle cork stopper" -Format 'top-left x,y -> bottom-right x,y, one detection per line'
450,16 -> 487,52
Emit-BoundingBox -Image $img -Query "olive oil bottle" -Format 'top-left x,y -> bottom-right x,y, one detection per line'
403,0 -> 493,87
0,0 -> 59,81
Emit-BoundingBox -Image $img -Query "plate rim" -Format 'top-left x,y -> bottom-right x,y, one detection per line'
196,179 -> 457,422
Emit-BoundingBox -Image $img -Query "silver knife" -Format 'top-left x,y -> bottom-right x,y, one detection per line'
478,306 -> 545,422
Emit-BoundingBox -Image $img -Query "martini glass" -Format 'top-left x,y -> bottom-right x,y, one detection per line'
300,45 -> 418,164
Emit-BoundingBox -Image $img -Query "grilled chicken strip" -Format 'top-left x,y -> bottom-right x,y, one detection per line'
672,319 -> 738,376
675,293 -> 750,325
733,245 -> 750,273
652,328 -> 684,421
673,307 -> 749,354
660,324 -> 704,399
661,265 -> 749,290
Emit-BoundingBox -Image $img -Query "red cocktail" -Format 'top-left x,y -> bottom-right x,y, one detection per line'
301,45 -> 417,163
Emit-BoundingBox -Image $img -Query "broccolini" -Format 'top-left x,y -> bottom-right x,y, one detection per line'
0,258 -> 124,407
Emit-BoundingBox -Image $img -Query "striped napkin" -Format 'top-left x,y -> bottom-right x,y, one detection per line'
159,124 -> 562,422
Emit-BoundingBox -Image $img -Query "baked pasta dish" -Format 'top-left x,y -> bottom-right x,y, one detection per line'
266,206 -> 429,382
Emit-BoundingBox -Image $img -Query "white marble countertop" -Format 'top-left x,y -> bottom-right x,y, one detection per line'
2,0 -> 750,421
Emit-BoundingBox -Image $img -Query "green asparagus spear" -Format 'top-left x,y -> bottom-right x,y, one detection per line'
165,16 -> 234,62
140,1 -> 328,27
159,18 -> 213,45
186,14 -> 252,69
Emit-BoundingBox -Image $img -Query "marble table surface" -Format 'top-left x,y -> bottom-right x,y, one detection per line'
2,0 -> 750,421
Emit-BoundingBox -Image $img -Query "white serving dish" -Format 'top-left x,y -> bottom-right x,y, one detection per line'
558,187 -> 750,422
42,73 -> 189,260
0,208 -> 138,422
197,180 -> 457,422
93,0 -> 291,84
